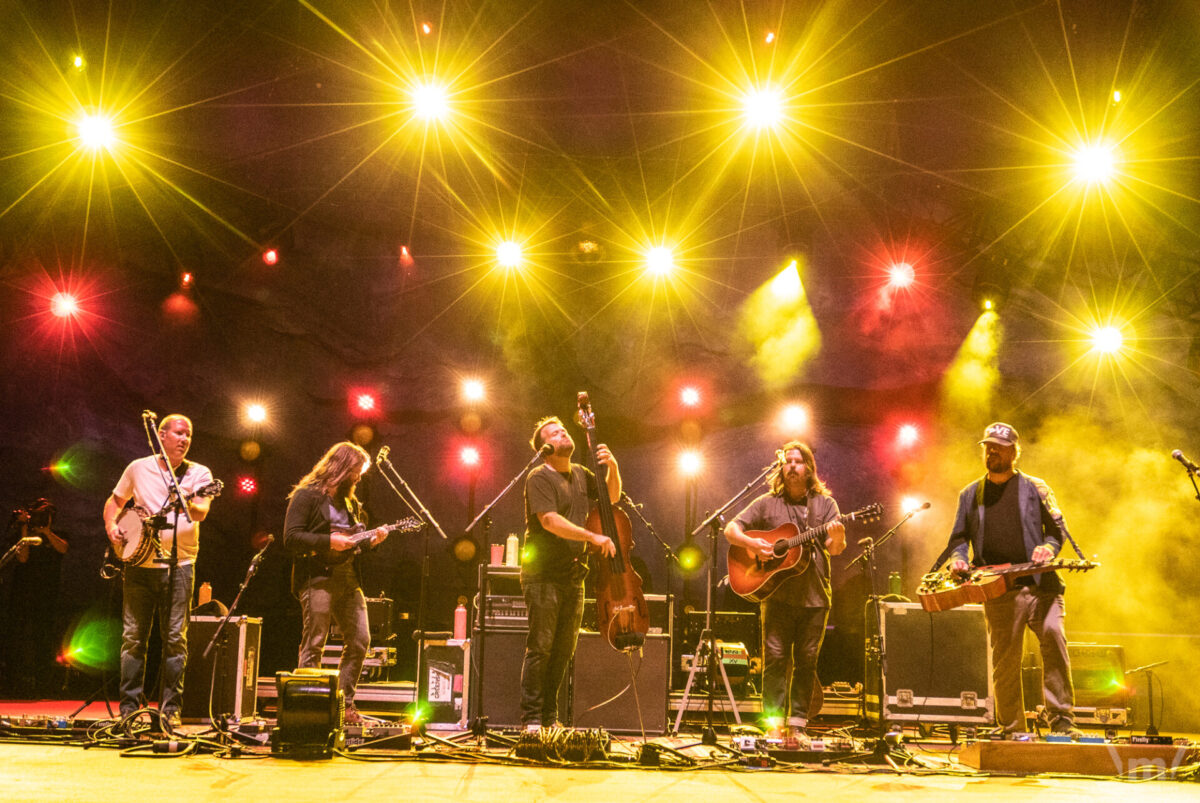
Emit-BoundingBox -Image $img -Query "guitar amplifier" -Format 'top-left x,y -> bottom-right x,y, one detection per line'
864,602 -> 993,726
183,616 -> 262,722
583,594 -> 673,636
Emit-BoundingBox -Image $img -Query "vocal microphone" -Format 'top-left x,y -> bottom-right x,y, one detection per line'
142,410 -> 157,420
915,501 -> 932,511
538,442 -> 554,457
250,534 -> 274,565
1171,450 -> 1199,473
377,445 -> 390,463
19,536 -> 42,547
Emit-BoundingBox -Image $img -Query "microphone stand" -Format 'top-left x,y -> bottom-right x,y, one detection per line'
676,462 -> 776,744
375,450 -> 447,729
460,447 -> 549,743
1181,462 -> 1200,503
1124,660 -> 1168,736
840,506 -> 925,766
198,536 -> 273,729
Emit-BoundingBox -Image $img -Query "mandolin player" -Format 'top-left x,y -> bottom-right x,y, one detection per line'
724,441 -> 845,745
102,414 -> 214,730
518,416 -> 619,734
283,441 -> 389,725
946,422 -> 1079,738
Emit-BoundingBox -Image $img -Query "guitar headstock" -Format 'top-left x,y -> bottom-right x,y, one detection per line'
200,480 -> 224,498
849,502 -> 883,524
576,391 -> 595,430
390,516 -> 424,534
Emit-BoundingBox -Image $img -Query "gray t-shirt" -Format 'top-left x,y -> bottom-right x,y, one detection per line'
522,462 -> 598,583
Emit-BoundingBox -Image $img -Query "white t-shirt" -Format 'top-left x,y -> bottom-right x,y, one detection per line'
113,455 -> 214,567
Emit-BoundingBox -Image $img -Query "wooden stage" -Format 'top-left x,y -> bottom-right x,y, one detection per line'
1,700 -> 1197,802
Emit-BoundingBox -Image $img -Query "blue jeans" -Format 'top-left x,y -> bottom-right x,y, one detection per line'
297,564 -> 370,705
119,563 -> 194,717
761,599 -> 828,727
519,579 -> 584,726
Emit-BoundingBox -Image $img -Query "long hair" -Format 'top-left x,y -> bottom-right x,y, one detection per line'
768,440 -> 830,498
289,442 -> 370,501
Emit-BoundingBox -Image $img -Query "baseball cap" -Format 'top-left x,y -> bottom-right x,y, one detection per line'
979,422 -> 1018,446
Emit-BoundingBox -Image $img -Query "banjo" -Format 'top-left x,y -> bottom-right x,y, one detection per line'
108,479 -> 224,568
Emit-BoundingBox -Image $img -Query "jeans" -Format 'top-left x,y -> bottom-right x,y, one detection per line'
761,599 -> 828,728
119,563 -> 195,717
297,564 -> 370,705
984,586 -> 1074,732
519,579 -> 584,726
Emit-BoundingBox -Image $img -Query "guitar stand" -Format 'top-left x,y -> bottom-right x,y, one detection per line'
673,628 -> 742,739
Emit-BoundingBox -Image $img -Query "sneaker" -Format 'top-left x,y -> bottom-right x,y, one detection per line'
344,704 -> 363,726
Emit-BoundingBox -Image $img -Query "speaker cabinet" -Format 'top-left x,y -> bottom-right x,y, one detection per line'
572,632 -> 670,734
468,628 -> 566,729
183,615 -> 262,722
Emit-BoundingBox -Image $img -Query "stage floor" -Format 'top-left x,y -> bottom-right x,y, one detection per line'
2,700 -> 1197,802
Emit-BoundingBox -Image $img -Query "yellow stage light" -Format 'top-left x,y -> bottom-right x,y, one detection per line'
71,54 -> 86,71
901,496 -> 923,514
1090,326 -> 1124,354
678,450 -> 703,477
75,113 -> 115,151
644,246 -> 675,277
1072,143 -> 1119,185
741,86 -> 784,130
246,403 -> 267,424
411,82 -> 450,122
680,386 -> 701,408
770,260 -> 802,302
780,404 -> 808,434
462,378 -> 485,402
496,240 -> 523,268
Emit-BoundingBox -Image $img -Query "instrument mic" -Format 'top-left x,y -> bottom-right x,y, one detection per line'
19,536 -> 42,547
538,442 -> 554,457
1171,449 -> 1199,472
377,445 -> 390,463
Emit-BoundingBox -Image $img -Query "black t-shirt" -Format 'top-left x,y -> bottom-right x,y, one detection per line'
522,463 -> 598,583
980,477 -> 1032,585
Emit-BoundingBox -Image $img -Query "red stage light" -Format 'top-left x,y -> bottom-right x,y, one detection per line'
262,249 -> 279,266
179,272 -> 194,289
399,245 -> 414,269
50,292 -> 79,318
888,262 -> 915,288
680,386 -> 701,408
356,393 -> 377,412
460,446 -> 481,467
897,423 -> 920,448
238,476 -> 257,495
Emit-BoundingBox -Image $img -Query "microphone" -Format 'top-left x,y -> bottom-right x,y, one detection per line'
142,410 -> 157,420
19,536 -> 42,547
377,445 -> 390,463
538,442 -> 554,457
1172,450 -> 1199,472
250,534 -> 274,567
915,501 -> 932,511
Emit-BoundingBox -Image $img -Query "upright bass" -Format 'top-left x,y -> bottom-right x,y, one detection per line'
577,392 -> 649,652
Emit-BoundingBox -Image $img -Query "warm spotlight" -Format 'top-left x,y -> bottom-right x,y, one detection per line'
495,241 -> 523,269
262,249 -> 279,266
897,424 -> 920,448
888,262 -> 915,289
1072,143 -> 1119,185
460,446 -> 481,467
421,22 -> 433,35
764,32 -> 776,44
644,246 -> 675,277
462,379 -> 485,403
75,113 -> 115,151
411,81 -> 450,122
1111,90 -> 1122,104
770,260 -> 802,302
779,404 -> 808,434
71,54 -> 86,71
678,450 -> 703,477
741,86 -> 784,130
399,245 -> 414,268
901,496 -> 923,514
179,272 -> 194,289
680,386 -> 701,408
50,292 -> 79,318
677,540 -> 705,574
1090,326 -> 1124,354
246,403 -> 267,424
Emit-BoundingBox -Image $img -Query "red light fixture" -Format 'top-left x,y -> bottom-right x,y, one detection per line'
238,476 -> 258,495
50,292 -> 79,318
262,249 -> 279,266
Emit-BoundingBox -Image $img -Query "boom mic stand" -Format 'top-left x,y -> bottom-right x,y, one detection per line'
458,446 -> 550,744
839,504 -> 927,766
675,462 -> 775,744
374,448 -> 445,728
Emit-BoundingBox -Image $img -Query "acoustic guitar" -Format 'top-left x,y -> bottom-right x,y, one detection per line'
916,558 -> 1099,612
727,503 -> 882,603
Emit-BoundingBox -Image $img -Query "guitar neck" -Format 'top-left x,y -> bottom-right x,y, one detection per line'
982,559 -> 1095,580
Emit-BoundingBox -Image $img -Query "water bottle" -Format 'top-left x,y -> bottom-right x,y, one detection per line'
888,571 -> 902,597
198,582 -> 212,606
453,603 -> 467,641
505,533 -> 520,567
